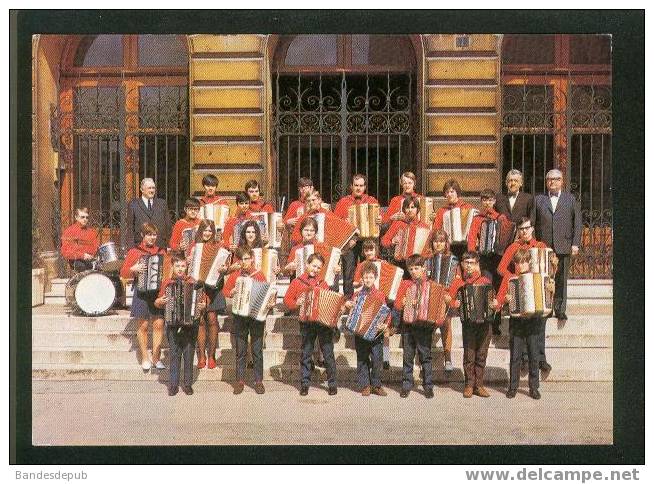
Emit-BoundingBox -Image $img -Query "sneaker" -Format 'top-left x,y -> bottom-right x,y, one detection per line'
474,386 -> 490,398
400,388 -> 410,398
141,359 -> 152,371
154,360 -> 166,370
463,386 -> 474,398
506,389 -> 517,399
197,358 -> 206,369
529,388 -> 542,400
444,361 -> 454,372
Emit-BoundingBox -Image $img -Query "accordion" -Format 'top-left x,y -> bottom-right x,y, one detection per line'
345,291 -> 391,341
442,207 -> 479,244
299,287 -> 345,329
296,202 -> 331,218
459,285 -> 495,324
529,247 -> 557,277
418,196 -> 435,223
181,227 -> 197,254
311,212 -> 357,250
251,212 -> 283,248
252,247 -> 279,283
232,220 -> 247,247
394,225 -> 431,260
189,243 -> 231,287
478,217 -> 517,256
199,203 -> 230,231
425,253 -> 459,287
135,253 -> 172,293
295,244 -> 341,286
164,280 -> 204,327
373,260 -> 404,301
348,203 -> 380,238
231,277 -> 277,322
508,273 -> 553,318
402,280 -> 448,326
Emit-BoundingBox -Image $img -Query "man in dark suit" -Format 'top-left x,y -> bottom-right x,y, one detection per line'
495,169 -> 535,225
122,178 -> 172,250
534,169 -> 582,323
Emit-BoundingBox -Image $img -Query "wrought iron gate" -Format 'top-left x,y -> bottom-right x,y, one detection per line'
273,72 -> 415,206
501,81 -> 612,278
58,85 -> 189,245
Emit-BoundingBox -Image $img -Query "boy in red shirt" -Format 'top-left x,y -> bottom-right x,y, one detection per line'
245,179 -> 275,214
382,171 -> 424,225
284,177 -> 315,228
432,179 -> 475,261
223,193 -> 253,249
60,207 -> 99,272
154,253 -> 206,396
222,246 -> 271,395
289,190 -> 334,245
169,198 -> 202,253
284,253 -> 338,397
198,174 -> 229,207
449,251 -> 494,398
120,223 -> 167,372
343,261 -> 388,397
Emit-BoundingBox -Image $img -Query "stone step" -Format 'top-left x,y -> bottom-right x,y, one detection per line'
31,345 -> 612,382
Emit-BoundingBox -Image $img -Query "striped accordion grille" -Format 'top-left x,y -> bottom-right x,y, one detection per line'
232,277 -> 274,321
299,287 -> 345,328
426,254 -> 458,288
394,226 -> 430,260
443,207 -> 478,244
460,285 -> 495,324
508,273 -> 553,318
348,203 -> 380,238
164,280 -> 203,327
136,254 -> 164,293
345,292 -> 391,341
402,280 -> 447,325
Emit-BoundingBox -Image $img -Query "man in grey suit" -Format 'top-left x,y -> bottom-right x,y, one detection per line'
495,169 -> 535,225
534,169 -> 582,322
122,178 -> 172,250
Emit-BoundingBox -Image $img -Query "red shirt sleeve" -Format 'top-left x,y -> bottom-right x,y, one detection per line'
382,196 -> 402,224
222,271 -> 239,298
497,241 -> 519,277
158,278 -> 173,299
283,200 -> 303,224
393,280 -> 413,310
120,248 -> 141,279
495,273 -> 514,307
467,215 -> 483,252
169,220 -> 185,250
448,277 -> 465,305
432,206 -> 447,231
333,197 -> 350,219
381,221 -> 404,248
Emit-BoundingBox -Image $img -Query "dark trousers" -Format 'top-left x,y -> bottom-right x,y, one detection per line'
234,315 -> 264,383
70,259 -> 93,273
480,253 -> 503,330
355,335 -> 383,388
509,317 -> 541,391
341,240 -> 363,298
402,325 -> 434,391
554,253 -> 571,316
166,325 -> 198,388
300,322 -> 337,387
461,321 -> 492,388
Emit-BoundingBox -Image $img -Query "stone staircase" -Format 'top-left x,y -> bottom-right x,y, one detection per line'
34,278 -> 612,383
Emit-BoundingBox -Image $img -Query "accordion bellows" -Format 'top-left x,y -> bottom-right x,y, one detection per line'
478,218 -> 517,256
136,253 -> 172,293
402,280 -> 448,326
460,285 -> 495,324
508,273 -> 553,318
394,225 -> 430,260
348,203 -> 380,238
231,277 -> 277,321
295,244 -> 341,286
443,207 -> 479,244
181,227 -> 197,251
425,254 -> 459,288
251,212 -> 283,248
189,243 -> 231,286
164,280 -> 204,327
299,287 -> 345,328
199,203 -> 230,230
345,291 -> 391,341
311,212 -> 357,250
252,247 -> 279,283
529,247 -> 556,277
373,261 -> 404,301
418,196 -> 435,223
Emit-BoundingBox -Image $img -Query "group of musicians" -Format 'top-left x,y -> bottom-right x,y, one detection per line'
60,168 -> 582,399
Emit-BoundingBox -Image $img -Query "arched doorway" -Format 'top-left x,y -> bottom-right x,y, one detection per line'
56,34 -> 189,245
271,35 -> 418,206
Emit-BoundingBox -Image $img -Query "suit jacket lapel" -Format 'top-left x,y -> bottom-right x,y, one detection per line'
138,199 -> 153,219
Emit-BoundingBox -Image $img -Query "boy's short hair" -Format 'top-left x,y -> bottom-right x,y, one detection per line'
402,195 -> 420,212
235,246 -> 254,260
75,207 -> 89,217
401,171 -> 416,183
298,177 -> 313,188
360,261 -> 379,278
170,251 -> 187,264
462,251 -> 480,263
352,173 -> 367,185
184,198 -> 201,209
361,238 -> 379,253
244,179 -> 260,191
442,179 -> 462,196
300,217 -> 319,232
235,192 -> 249,205
518,216 -> 532,228
406,254 -> 424,268
480,188 -> 496,200
512,248 -> 532,264
140,222 -> 158,235
307,253 -> 325,265
202,174 -> 219,187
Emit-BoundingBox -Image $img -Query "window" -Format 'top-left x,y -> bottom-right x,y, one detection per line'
570,35 -> 611,65
502,35 -> 555,65
73,35 -> 123,67
138,34 -> 188,66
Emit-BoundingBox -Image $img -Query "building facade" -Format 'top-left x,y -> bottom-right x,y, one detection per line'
32,33 -> 611,278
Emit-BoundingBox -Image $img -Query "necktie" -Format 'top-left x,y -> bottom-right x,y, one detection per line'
148,199 -> 152,211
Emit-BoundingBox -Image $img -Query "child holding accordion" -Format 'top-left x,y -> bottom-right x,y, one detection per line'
154,252 -> 206,396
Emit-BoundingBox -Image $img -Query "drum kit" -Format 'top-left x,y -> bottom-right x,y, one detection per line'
65,241 -> 124,316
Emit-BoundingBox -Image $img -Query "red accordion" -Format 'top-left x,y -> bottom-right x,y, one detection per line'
402,280 -> 448,326
373,260 -> 404,301
394,225 -> 431,260
299,287 -> 345,328
311,212 -> 357,250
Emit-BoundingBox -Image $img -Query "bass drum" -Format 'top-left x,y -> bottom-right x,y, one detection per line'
65,270 -> 117,316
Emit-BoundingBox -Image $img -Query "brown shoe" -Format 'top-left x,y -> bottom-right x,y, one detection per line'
474,386 -> 490,398
371,386 -> 387,397
361,386 -> 371,396
463,386 -> 474,398
254,382 -> 265,394
233,381 -> 245,395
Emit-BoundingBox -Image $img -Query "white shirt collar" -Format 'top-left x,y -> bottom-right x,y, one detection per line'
549,191 -> 560,198
142,196 -> 152,206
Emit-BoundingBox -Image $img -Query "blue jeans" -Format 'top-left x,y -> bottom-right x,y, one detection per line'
355,335 -> 383,388
509,317 -> 541,391
402,325 -> 434,391
300,322 -> 337,388
234,315 -> 264,383
166,325 -> 198,388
